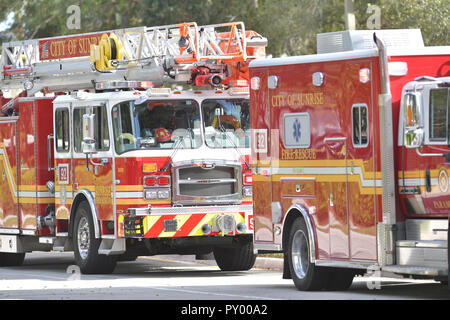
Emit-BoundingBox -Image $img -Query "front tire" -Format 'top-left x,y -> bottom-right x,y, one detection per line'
73,201 -> 116,274
287,217 -> 328,291
213,240 -> 256,271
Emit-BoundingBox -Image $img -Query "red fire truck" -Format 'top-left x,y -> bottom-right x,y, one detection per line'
0,22 -> 266,274
249,29 -> 449,290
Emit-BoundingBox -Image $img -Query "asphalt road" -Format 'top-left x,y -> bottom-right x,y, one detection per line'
0,252 -> 449,303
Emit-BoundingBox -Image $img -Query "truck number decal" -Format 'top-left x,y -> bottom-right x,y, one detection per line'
253,129 -> 267,153
58,164 -> 70,184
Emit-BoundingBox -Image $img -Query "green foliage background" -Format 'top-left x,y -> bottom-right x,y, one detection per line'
0,0 -> 448,57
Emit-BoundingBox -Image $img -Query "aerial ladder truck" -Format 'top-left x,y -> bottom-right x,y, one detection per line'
0,21 -> 266,274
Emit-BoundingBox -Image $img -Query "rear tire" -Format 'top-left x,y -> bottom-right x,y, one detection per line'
0,252 -> 25,266
287,217 -> 328,291
213,240 -> 256,271
73,201 -> 117,274
323,267 -> 355,291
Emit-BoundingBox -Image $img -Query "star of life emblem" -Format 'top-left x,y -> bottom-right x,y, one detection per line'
293,119 -> 301,142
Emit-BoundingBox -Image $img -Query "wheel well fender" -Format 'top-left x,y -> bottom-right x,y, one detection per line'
281,204 -> 317,264
69,189 -> 101,239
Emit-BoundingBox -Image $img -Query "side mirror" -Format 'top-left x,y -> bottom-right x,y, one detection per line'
403,92 -> 424,149
82,113 -> 97,154
404,128 -> 424,149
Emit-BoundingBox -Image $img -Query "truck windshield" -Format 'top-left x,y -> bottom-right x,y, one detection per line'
112,99 -> 201,154
202,99 -> 250,148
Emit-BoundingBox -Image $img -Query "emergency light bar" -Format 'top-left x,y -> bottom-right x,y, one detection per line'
147,88 -> 171,97
229,87 -> 250,95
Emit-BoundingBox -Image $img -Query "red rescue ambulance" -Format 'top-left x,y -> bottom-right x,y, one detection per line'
250,29 -> 449,290
0,22 -> 266,274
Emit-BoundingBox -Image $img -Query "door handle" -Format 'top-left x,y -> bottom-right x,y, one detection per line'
425,170 -> 431,192
47,134 -> 54,171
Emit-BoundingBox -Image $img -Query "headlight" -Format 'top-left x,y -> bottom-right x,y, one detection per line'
157,188 -> 170,199
143,188 -> 171,200
143,189 -> 158,200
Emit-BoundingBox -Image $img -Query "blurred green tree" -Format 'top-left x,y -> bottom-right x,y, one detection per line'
0,0 -> 448,57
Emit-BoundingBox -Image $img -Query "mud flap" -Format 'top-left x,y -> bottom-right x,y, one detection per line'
98,238 -> 126,255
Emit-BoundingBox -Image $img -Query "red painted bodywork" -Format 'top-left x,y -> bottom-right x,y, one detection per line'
250,51 -> 449,263
390,55 -> 450,220
0,98 -> 54,235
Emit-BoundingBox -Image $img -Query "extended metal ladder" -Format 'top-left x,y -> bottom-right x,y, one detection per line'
0,21 -> 266,94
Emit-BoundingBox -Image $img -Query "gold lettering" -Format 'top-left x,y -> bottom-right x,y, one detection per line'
433,200 -> 450,209
50,42 -> 56,56
271,95 -> 276,107
68,39 -> 76,55
55,40 -> 65,56
281,148 -> 317,160
287,94 -> 295,106
271,95 -> 285,107
271,92 -> 324,107
78,38 -> 84,54
318,92 -> 324,104
95,185 -> 112,205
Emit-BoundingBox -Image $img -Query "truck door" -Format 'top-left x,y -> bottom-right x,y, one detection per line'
0,118 -> 19,230
54,104 -> 72,227
346,62 -> 377,261
422,87 -> 450,215
251,70 -> 274,243
324,61 -> 377,261
325,137 -> 349,259
71,102 -> 114,230
18,98 -> 54,235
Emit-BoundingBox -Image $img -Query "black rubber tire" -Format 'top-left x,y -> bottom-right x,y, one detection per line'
287,217 -> 328,291
73,201 -> 117,274
213,241 -> 256,271
0,252 -> 25,266
323,267 -> 355,291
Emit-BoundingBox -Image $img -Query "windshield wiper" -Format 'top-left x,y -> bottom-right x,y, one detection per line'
159,134 -> 186,172
217,122 -> 251,170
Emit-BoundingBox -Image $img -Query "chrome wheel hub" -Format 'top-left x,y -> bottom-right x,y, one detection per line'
77,216 -> 90,260
291,229 -> 309,279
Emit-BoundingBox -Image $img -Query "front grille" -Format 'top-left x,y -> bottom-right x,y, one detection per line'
173,160 -> 242,205
178,166 -> 235,196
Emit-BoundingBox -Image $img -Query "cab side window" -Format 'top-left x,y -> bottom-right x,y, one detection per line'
55,108 -> 70,152
73,105 -> 110,153
429,89 -> 449,143
352,104 -> 368,147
